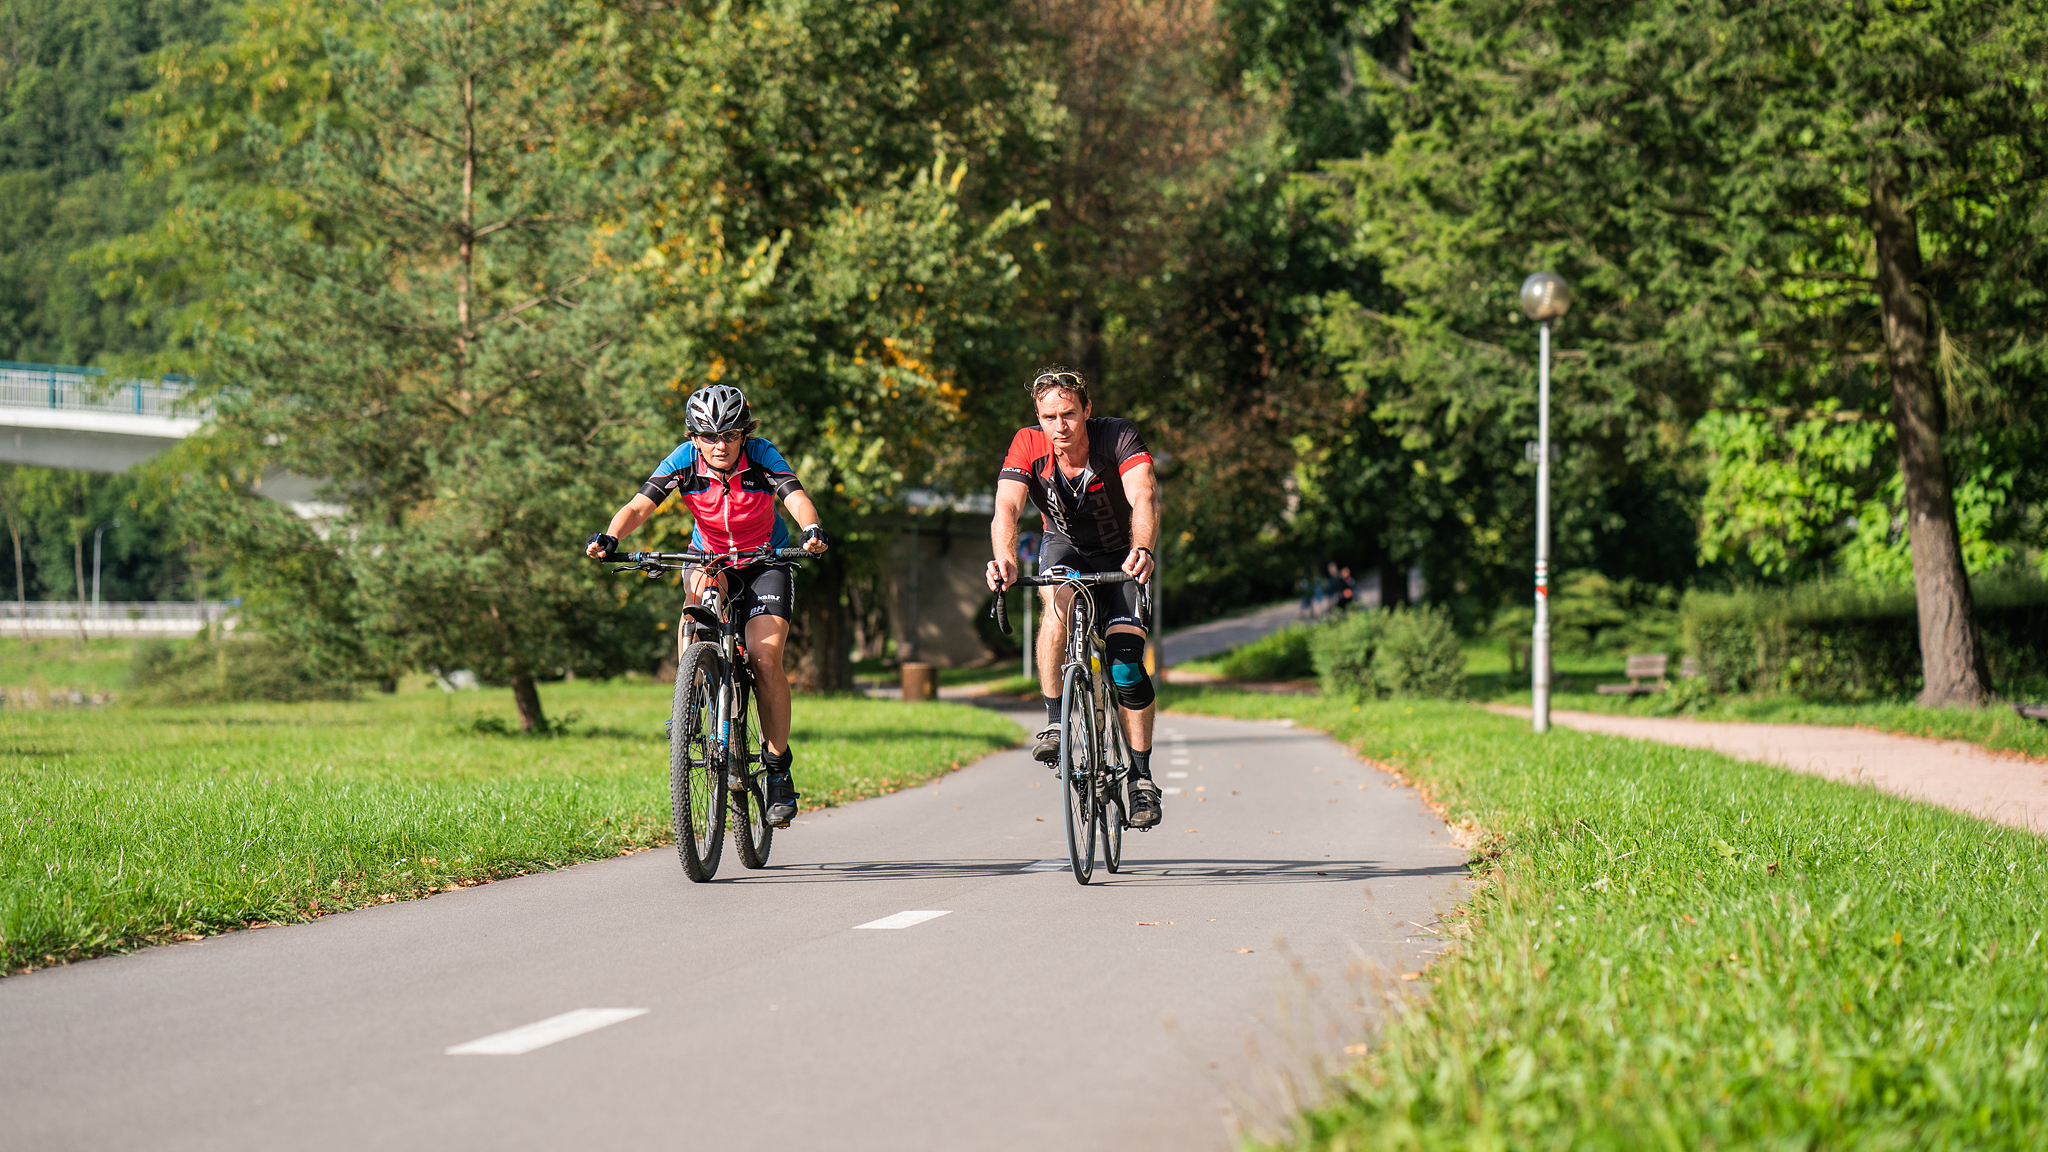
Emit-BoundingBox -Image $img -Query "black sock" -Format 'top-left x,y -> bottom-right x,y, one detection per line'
1043,695 -> 1062,725
763,746 -> 793,775
1129,748 -> 1151,780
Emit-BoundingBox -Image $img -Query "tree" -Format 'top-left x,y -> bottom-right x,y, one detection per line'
1321,0 -> 2048,705
592,0 -> 1056,689
128,0 -> 653,729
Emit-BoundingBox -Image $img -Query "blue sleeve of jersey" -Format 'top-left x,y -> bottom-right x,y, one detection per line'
746,438 -> 795,476
657,442 -> 698,475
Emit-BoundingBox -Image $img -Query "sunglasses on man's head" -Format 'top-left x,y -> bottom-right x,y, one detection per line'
694,430 -> 745,446
1033,371 -> 1083,392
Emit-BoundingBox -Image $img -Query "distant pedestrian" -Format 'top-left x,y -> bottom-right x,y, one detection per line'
1336,566 -> 1356,614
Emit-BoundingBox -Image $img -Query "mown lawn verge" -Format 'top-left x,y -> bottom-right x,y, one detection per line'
1158,686 -> 2048,1150
2,681 -> 1019,972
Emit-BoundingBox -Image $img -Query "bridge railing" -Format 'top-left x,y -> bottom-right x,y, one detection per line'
0,600 -> 242,636
0,361 -> 212,420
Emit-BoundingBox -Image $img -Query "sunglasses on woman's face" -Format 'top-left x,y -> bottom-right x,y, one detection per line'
695,431 -> 745,446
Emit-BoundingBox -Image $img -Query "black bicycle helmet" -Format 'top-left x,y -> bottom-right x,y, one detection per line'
684,384 -> 753,436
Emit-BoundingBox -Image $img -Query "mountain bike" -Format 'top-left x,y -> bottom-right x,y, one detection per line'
993,567 -> 1145,884
598,544 -> 812,882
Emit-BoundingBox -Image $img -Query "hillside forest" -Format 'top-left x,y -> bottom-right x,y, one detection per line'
2,0 -> 2045,725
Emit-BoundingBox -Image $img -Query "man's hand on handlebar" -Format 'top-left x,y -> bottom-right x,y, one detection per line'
1122,545 -> 1155,585
586,532 -> 619,559
987,556 -> 1018,592
800,524 -> 831,556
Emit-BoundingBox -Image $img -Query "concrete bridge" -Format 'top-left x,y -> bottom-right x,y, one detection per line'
0,361 -> 332,513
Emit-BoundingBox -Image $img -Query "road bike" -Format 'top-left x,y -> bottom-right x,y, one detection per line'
598,544 -> 811,882
993,567 -> 1146,884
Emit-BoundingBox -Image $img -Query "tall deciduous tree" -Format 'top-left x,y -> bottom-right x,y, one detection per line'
1322,0 -> 2048,705
588,0 -> 1055,689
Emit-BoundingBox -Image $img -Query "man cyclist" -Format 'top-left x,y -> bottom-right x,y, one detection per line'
587,384 -> 829,829
986,366 -> 1163,830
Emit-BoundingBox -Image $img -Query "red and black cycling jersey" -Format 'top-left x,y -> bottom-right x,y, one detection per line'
998,417 -> 1153,553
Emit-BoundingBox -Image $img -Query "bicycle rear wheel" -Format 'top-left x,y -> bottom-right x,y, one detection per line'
670,642 -> 727,882
729,674 -> 774,869
1059,663 -> 1098,884
1098,677 -> 1126,874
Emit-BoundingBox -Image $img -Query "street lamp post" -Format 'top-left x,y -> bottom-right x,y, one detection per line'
1519,272 -> 1571,734
92,518 -> 120,618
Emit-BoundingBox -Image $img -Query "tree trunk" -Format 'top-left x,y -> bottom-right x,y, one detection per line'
510,672 -> 546,732
792,549 -> 853,693
1868,164 -> 1991,707
1378,557 -> 1407,610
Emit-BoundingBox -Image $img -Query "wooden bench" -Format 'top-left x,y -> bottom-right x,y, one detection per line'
2014,703 -> 2048,723
1597,653 -> 1668,695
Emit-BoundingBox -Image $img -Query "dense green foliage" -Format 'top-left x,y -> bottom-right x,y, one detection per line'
0,0 -> 222,365
0,680 -> 1021,970
1159,690 -> 2048,1151
1311,604 -> 1466,698
1686,578 -> 2048,701
7,0 -> 2047,693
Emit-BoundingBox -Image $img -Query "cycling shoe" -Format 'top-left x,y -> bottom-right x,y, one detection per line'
1127,778 -> 1163,829
764,771 -> 800,828
1031,724 -> 1061,765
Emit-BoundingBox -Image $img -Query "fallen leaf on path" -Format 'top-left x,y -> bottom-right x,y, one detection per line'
1035,817 -> 1044,822
1137,921 -> 1160,926
1229,948 -> 1253,953
1399,973 -> 1421,981
1344,1044 -> 1369,1055
174,934 -> 202,942
1185,829 -> 1200,833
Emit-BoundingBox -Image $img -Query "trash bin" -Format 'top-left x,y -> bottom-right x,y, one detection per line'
900,662 -> 937,702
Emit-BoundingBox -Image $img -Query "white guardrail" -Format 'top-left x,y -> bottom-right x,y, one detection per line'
0,362 -> 212,420
0,601 -> 240,637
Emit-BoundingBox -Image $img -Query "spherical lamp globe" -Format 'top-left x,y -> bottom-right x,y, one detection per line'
1519,272 -> 1571,322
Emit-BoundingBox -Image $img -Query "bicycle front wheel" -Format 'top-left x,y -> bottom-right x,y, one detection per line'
1098,676 -> 1126,874
729,674 -> 774,869
670,642 -> 728,882
1059,663 -> 1098,884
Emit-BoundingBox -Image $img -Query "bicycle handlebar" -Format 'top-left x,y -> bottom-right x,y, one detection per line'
590,546 -> 814,573
990,570 -> 1135,636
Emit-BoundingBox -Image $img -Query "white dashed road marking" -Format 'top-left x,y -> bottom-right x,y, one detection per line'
1166,771 -> 1189,778
1021,860 -> 1069,872
446,1008 -> 648,1056
852,910 -> 953,930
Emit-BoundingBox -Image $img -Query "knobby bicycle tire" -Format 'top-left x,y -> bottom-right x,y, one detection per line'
1060,662 -> 1098,884
671,642 -> 728,881
729,672 -> 774,869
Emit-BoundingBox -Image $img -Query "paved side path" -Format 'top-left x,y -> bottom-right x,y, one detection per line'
1162,601 -> 1301,666
1,711 -> 1468,1152
1489,705 -> 2048,837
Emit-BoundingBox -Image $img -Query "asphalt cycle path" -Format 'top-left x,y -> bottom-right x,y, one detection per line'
1,710 -> 1470,1152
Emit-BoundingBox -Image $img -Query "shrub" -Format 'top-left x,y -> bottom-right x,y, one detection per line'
1216,624 -> 1315,680
1312,606 -> 1466,699
129,633 -> 358,705
1684,574 -> 2048,701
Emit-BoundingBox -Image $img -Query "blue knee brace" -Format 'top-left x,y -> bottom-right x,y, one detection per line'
1105,633 -> 1155,710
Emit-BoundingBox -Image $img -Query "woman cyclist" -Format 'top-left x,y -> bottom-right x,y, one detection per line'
587,384 -> 829,829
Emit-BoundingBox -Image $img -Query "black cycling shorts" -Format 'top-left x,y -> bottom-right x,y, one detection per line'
1037,537 -> 1146,636
688,563 -> 795,623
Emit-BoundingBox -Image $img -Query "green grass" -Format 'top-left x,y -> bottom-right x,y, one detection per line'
1464,637 -> 2048,760
1157,686 -> 2048,1150
0,637 -> 159,695
1,680 -> 1020,972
